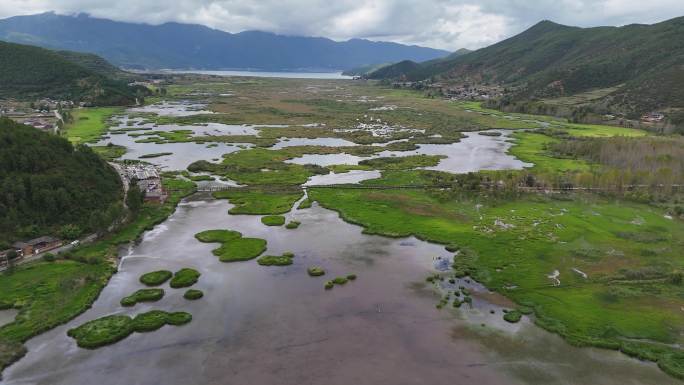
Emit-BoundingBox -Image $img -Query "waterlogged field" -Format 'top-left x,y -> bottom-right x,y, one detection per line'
6,76 -> 683,384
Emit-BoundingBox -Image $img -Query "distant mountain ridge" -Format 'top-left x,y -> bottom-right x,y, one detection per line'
0,12 -> 449,71
370,17 -> 684,115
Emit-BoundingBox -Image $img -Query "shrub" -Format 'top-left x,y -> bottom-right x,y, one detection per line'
59,224 -> 82,240
170,268 -> 201,288
183,289 -> 204,300
42,253 -> 56,262
120,288 -> 164,307
139,270 -> 173,286
261,215 -> 286,226
307,266 -> 325,276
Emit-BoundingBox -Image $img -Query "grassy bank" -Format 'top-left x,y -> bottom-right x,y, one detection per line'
64,107 -> 121,144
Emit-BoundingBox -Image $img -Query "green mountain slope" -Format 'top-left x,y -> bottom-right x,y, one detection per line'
0,118 -> 123,246
370,17 -> 684,114
55,50 -> 133,80
0,40 -> 139,104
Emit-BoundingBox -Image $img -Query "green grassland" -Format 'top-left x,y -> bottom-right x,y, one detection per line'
213,188 -> 303,215
64,107 -> 121,144
91,144 -> 127,160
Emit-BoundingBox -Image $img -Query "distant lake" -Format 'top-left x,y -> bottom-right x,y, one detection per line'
166,70 -> 352,79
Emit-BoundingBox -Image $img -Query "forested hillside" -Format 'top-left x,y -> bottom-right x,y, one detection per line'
370,17 -> 684,116
0,118 -> 123,246
0,41 -> 140,105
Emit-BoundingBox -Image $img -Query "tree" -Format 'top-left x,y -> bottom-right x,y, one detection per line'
126,183 -> 144,213
59,224 -> 82,240
6,250 -> 18,260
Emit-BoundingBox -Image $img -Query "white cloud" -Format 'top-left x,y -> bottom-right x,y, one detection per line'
0,0 -> 683,50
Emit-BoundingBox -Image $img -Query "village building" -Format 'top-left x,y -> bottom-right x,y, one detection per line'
641,112 -> 665,123
11,236 -> 62,256
123,164 -> 168,203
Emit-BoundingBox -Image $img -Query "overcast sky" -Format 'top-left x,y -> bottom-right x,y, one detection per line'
1,0 -> 683,50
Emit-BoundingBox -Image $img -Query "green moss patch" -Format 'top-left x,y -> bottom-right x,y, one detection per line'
307,266 -> 325,276
170,268 -> 201,288
139,270 -> 173,286
503,310 -> 523,323
332,276 -> 349,285
285,220 -> 301,229
120,288 -> 164,307
257,252 -> 295,266
68,310 -> 192,348
196,229 -> 267,262
195,229 -> 242,243
261,215 -> 286,226
165,311 -> 192,326
67,315 -> 134,349
132,310 -> 169,332
215,238 -> 267,262
183,289 -> 204,300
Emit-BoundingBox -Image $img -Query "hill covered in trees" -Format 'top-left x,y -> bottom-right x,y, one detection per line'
0,118 -> 123,247
0,40 -> 141,105
370,17 -> 684,117
0,12 -> 448,71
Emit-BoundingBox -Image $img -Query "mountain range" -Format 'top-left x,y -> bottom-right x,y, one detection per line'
0,12 -> 449,71
370,17 -> 684,116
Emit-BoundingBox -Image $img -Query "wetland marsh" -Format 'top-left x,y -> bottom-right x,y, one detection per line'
3,76 -> 682,384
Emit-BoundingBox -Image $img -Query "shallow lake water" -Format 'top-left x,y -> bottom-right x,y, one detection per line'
128,101 -> 214,116
97,119 -> 266,170
166,70 -> 352,79
271,137 -> 358,149
3,198 -> 678,385
285,130 -> 532,174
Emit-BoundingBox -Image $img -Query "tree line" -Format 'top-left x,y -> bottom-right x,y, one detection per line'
0,118 -> 123,248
